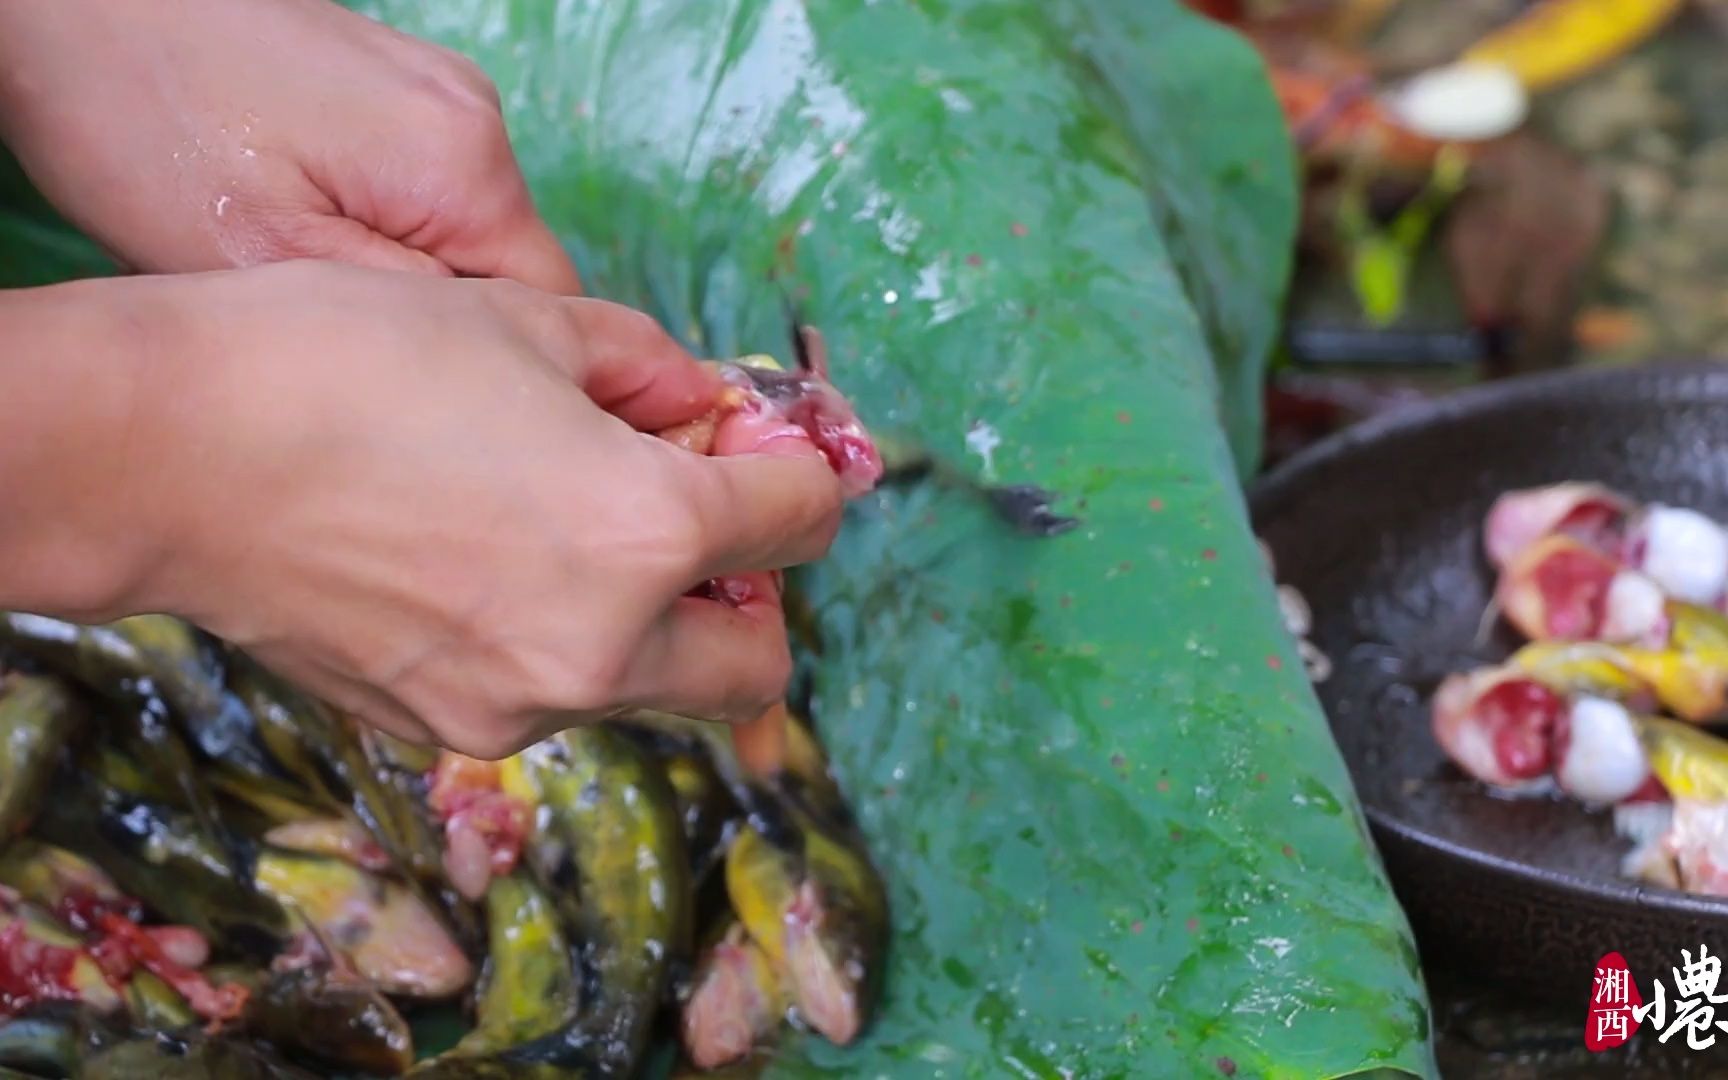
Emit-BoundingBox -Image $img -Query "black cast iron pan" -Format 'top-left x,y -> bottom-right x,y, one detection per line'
1250,360 -> 1728,999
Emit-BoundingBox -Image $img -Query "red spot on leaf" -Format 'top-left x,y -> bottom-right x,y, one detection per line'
965,253 -> 983,267
1216,1057 -> 1238,1077
1255,772 -> 1268,784
1281,844 -> 1295,858
1010,222 -> 1029,237
1149,498 -> 1165,511
1170,828 -> 1184,841
1266,655 -> 1283,671
1156,779 -> 1171,793
1185,917 -> 1199,934
1115,410 -> 1132,425
1130,921 -> 1145,934
1201,548 -> 1218,561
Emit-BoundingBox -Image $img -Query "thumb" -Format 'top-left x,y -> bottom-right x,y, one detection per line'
669,443 -> 844,579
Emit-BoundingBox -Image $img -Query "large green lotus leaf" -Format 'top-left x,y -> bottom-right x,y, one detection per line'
350,2 -> 1431,1075
0,1 -> 1434,1075
1030,2 -> 1299,477
0,150 -> 115,286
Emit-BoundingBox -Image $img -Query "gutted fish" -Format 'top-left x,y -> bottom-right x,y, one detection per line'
1432,667 -> 1652,803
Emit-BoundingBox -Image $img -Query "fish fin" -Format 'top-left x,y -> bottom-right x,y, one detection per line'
985,484 -> 1082,538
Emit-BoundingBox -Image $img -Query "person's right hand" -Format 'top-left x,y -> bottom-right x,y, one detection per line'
110,261 -> 843,758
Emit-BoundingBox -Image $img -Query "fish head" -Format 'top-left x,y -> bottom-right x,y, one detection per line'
782,880 -> 876,1047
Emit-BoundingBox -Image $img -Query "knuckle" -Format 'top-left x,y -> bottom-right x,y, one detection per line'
515,642 -> 632,717
431,47 -> 504,110
436,109 -> 512,178
552,299 -> 683,370
439,722 -> 531,762
414,62 -> 510,162
593,301 -> 663,342
715,645 -> 791,725
476,279 -> 582,358
517,287 -> 585,349
628,486 -> 712,584
556,660 -> 629,716
592,301 -> 681,358
446,97 -> 510,155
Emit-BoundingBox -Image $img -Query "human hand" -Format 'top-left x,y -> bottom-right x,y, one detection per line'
106,262 -> 841,757
0,0 -> 579,292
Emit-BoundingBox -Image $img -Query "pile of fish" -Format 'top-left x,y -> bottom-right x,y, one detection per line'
1433,481 -> 1728,896
0,351 -> 889,1078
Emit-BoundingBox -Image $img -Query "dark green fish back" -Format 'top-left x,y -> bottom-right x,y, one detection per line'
0,674 -> 82,840
505,728 -> 692,1077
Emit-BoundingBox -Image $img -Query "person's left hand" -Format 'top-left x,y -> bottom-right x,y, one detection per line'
0,0 -> 581,292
